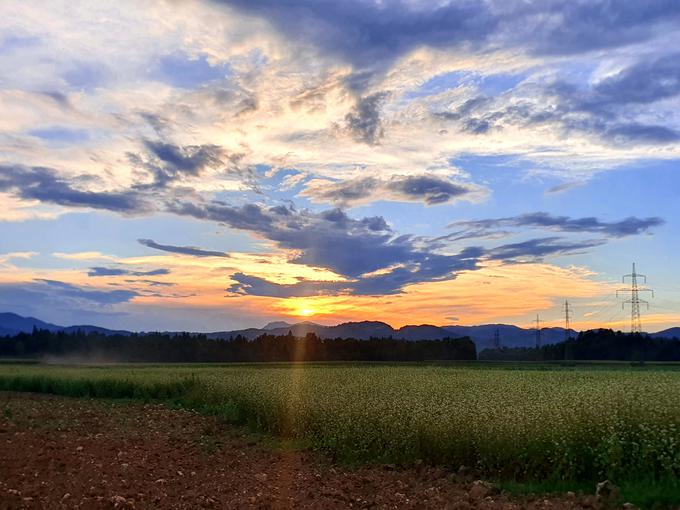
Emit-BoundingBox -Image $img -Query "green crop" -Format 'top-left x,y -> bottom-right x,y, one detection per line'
2,362 -> 680,500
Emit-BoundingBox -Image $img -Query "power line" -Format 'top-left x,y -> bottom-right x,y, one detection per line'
617,262 -> 654,334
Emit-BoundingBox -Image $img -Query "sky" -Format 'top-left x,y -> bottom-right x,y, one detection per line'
1,0 -> 679,333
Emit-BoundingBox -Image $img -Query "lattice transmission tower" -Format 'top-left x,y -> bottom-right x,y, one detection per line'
617,263 -> 654,334
563,300 -> 573,342
534,314 -> 541,348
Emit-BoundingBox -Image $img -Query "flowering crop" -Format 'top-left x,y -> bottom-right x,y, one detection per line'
2,362 -> 680,485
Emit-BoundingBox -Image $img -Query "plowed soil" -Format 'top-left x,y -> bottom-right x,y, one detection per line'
0,392 -> 607,509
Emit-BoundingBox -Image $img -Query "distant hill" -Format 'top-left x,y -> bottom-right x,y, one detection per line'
651,327 -> 680,339
209,320 -> 575,349
262,321 -> 294,330
0,312 -> 130,337
442,324 -> 576,350
0,312 -> 62,336
4,311 -> 678,350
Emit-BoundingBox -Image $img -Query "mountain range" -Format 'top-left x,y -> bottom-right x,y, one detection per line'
207,321 -> 574,350
0,313 -> 131,338
2,312 -> 679,351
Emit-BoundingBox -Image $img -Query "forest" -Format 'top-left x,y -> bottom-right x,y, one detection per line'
0,328 -> 477,362
480,328 -> 680,362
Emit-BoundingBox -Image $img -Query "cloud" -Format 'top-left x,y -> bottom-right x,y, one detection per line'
302,174 -> 484,207
214,0 -> 497,72
228,272 -> 346,298
228,246 -> 482,297
87,266 -> 171,277
138,238 -> 231,258
0,251 -> 37,262
345,92 -> 389,145
590,52 -> 680,106
449,212 -> 664,238
433,50 -> 680,147
163,199 -> 486,293
436,51 -> 680,147
487,237 -> 606,262
0,279 -> 138,309
168,200 -> 659,297
435,78 -> 680,146
130,140 -> 228,188
124,279 -> 176,287
216,1 -> 680,73
154,52 -> 229,89
523,1 -> 680,56
0,164 -> 149,214
385,174 -> 481,205
168,202 -> 408,277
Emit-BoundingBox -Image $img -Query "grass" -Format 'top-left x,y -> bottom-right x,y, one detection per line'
2,361 -> 680,507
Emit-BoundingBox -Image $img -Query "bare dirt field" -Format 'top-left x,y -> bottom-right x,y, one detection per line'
0,392 -> 605,509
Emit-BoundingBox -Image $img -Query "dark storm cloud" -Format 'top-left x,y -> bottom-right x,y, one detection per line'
87,267 -> 171,277
449,213 -> 664,238
0,164 -> 149,213
303,175 -> 479,207
138,239 -> 231,258
345,92 -> 389,145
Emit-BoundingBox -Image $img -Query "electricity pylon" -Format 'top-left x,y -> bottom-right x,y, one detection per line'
534,314 -> 541,348
563,300 -> 573,342
617,263 -> 654,334
493,328 -> 501,349
563,300 -> 574,361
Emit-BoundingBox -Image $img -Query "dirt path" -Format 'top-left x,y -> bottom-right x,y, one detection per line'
0,392 -> 601,509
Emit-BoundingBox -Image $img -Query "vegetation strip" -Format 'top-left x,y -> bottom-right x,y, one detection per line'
2,362 -> 680,507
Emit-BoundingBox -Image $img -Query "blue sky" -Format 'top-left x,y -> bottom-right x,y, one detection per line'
0,1 -> 679,332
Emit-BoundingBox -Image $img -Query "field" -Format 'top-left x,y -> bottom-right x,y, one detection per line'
2,362 -> 680,506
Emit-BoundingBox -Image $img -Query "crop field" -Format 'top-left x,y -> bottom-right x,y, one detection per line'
2,362 -> 680,504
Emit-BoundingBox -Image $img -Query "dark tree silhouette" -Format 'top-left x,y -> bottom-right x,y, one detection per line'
480,329 -> 680,362
0,329 -> 476,363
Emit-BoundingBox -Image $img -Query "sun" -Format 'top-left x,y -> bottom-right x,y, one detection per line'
298,308 -> 315,317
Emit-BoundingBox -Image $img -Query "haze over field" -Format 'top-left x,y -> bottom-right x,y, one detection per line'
1,1 -> 680,332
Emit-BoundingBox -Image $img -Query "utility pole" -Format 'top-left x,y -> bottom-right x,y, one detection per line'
493,328 -> 501,349
617,263 -> 654,334
534,314 -> 541,348
563,300 -> 573,342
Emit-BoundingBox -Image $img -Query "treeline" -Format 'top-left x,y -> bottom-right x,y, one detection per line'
480,328 -> 680,362
0,328 -> 476,363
